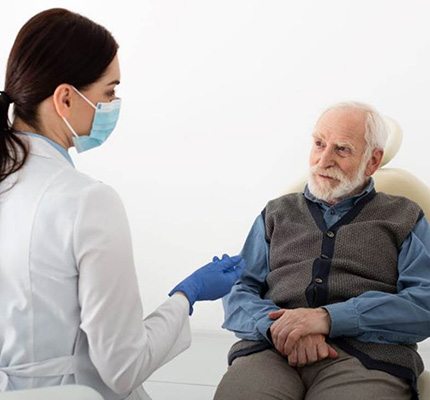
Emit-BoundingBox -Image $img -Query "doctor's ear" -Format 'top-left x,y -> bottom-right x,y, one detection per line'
52,84 -> 75,118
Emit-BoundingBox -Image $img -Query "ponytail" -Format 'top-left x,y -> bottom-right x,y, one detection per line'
0,8 -> 118,184
0,91 -> 11,132
0,91 -> 28,183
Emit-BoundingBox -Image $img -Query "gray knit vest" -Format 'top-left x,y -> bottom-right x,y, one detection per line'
229,189 -> 424,394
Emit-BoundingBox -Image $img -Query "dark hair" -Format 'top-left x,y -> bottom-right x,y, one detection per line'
0,8 -> 119,182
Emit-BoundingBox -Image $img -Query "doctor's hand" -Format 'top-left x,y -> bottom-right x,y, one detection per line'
169,254 -> 244,314
268,307 -> 331,355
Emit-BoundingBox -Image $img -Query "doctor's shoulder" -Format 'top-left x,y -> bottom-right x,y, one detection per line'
26,157 -> 129,233
56,168 -> 125,215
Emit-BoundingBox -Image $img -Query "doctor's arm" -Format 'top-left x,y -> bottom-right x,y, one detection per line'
222,214 -> 281,342
75,183 -> 192,395
74,182 -> 243,395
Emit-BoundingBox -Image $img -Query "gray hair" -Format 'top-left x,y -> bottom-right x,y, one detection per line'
321,101 -> 388,152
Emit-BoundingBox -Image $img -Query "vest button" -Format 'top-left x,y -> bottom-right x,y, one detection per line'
314,277 -> 323,284
326,231 -> 335,238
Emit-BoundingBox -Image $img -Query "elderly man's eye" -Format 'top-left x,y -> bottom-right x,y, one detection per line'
337,146 -> 351,154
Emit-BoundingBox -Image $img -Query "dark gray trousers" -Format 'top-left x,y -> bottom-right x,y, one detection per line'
214,346 -> 411,400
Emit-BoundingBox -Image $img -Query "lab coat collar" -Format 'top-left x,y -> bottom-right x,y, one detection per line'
18,133 -> 75,168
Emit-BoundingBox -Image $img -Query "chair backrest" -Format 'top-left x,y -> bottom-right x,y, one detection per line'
284,116 -> 430,217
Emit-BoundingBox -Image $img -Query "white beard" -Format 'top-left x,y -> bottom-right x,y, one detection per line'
307,155 -> 370,204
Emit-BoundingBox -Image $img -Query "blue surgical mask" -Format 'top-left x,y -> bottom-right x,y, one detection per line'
61,87 -> 121,153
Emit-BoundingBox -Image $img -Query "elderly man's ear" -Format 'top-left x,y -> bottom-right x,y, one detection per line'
365,149 -> 384,177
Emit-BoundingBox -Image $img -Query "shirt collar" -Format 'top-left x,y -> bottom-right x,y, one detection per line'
304,178 -> 375,209
20,132 -> 74,167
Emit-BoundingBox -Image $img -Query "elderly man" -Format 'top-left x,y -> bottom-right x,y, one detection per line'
215,102 -> 430,400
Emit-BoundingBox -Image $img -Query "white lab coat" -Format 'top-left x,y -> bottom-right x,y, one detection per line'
0,135 -> 191,399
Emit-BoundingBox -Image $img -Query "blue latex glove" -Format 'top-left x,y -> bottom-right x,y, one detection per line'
169,254 -> 244,315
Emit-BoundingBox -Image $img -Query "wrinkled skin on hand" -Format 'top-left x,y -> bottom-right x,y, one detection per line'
269,308 -> 335,365
283,334 -> 338,367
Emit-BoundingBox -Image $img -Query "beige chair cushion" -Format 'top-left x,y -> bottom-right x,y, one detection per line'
381,116 -> 402,167
373,168 -> 430,217
418,370 -> 430,398
375,117 -> 430,216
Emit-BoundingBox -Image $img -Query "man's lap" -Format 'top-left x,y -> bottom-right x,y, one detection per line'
214,348 -> 304,400
214,346 -> 411,400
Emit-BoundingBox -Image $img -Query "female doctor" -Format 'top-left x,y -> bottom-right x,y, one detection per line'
0,8 -> 243,400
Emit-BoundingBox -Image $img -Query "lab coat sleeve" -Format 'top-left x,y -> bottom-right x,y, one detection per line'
73,182 -> 191,395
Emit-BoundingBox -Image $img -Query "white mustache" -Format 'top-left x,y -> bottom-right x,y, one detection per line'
310,165 -> 346,182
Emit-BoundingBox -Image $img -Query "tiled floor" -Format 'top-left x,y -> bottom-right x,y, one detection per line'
144,331 -> 430,400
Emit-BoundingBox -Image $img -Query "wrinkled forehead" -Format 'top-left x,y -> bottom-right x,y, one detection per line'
313,107 -> 367,147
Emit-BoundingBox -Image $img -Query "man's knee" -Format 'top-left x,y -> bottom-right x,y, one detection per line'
214,349 -> 305,400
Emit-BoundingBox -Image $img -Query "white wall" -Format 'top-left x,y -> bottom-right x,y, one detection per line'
1,1 -> 430,333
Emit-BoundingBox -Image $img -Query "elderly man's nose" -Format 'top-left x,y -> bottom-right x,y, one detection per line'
317,148 -> 334,167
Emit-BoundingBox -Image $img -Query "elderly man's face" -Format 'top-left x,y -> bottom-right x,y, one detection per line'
308,108 -> 380,204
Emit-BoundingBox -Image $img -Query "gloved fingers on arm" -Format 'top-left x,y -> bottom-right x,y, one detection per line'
222,258 -> 245,278
218,254 -> 242,271
213,254 -> 241,265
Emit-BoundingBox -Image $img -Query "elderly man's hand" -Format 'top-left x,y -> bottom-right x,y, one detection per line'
286,334 -> 338,367
269,308 -> 331,355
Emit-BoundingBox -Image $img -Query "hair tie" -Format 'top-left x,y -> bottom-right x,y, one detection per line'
0,91 -> 12,105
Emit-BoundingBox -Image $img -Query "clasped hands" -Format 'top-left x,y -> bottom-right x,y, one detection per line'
269,307 -> 337,367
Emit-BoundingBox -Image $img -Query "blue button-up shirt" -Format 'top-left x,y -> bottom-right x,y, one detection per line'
222,179 -> 430,344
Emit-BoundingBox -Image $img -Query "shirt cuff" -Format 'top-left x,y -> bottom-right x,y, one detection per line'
256,315 -> 275,342
323,301 -> 360,338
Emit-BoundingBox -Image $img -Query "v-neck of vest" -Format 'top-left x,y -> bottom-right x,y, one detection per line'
305,189 -> 377,233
